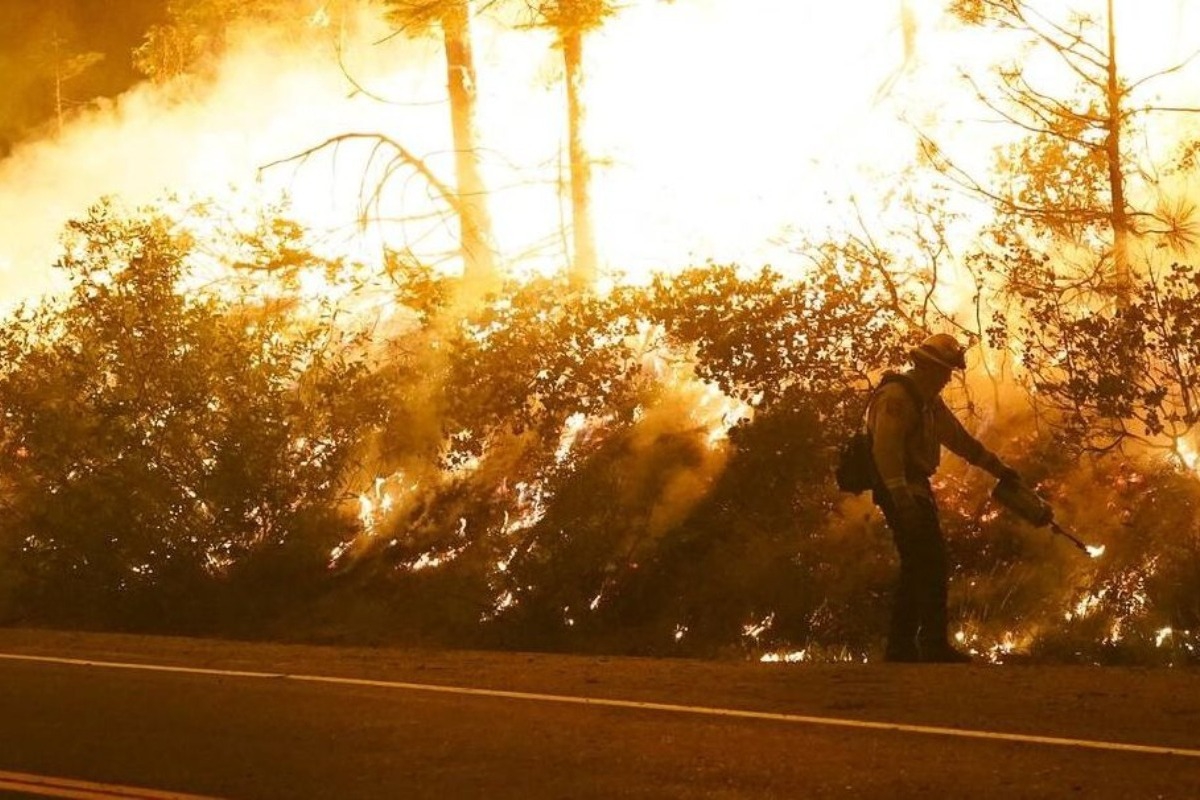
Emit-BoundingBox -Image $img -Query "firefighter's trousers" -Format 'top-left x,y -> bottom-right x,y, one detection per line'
875,490 -> 949,657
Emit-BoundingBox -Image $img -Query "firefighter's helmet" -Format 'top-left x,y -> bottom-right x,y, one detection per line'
910,333 -> 967,371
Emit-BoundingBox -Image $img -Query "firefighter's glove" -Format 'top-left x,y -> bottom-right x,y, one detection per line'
994,464 -> 1021,484
890,489 -> 923,531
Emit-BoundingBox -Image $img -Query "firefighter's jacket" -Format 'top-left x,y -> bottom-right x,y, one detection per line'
867,372 -> 1005,500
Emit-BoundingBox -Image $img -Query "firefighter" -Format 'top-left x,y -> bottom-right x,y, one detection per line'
868,333 -> 1019,663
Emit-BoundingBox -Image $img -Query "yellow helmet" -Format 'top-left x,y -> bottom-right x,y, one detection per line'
910,333 -> 967,371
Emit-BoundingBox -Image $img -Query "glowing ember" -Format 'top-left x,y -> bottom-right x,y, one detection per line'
954,627 -> 1029,663
357,474 -> 407,535
742,613 -> 775,642
986,631 -> 1024,661
357,494 -> 376,534
401,542 -> 469,572
502,482 -> 548,535
1067,589 -> 1107,622
482,590 -> 517,622
328,540 -> 352,566
555,412 -> 590,464
1086,545 -> 1106,559
1176,438 -> 1200,474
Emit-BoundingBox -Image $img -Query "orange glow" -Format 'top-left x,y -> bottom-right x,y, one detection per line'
3,1 -> 1200,663
2,1 -> 1198,306
1177,438 -> 1200,474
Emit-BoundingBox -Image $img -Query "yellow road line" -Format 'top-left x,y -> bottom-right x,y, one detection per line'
2,651 -> 1199,760
0,769 -> 220,800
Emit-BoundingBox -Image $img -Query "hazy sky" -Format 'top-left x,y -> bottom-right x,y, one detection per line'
3,0 -> 1200,309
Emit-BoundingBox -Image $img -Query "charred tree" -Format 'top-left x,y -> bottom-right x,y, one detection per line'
1101,0 -> 1130,289
439,0 -> 498,289
943,0 -> 1200,298
384,0 -> 499,289
561,22 -> 598,290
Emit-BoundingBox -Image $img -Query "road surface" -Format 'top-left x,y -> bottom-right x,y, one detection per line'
0,629 -> 1198,798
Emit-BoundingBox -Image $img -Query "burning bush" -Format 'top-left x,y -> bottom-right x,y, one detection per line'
318,260 -> 919,655
0,202 -> 386,629
2,200 -> 1200,664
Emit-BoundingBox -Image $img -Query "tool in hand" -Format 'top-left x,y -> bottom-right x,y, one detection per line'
991,478 -> 1105,558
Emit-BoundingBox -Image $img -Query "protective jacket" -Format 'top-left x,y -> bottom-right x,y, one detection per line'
867,371 -> 1006,499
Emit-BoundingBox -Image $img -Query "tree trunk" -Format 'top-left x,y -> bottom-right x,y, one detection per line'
1105,0 -> 1131,295
53,35 -> 64,135
562,27 -> 597,289
441,0 -> 496,288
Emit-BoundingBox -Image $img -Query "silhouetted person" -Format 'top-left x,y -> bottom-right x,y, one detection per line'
868,333 -> 1019,663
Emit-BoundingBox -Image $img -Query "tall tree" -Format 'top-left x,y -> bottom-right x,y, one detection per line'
388,1 -> 499,290
21,9 -> 104,136
941,0 -> 1200,297
133,0 -> 297,81
527,0 -> 616,290
940,1 -> 1200,455
137,0 -> 500,289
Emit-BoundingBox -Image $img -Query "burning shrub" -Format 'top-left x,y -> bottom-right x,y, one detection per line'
1021,456 -> 1200,665
7,202 -> 1199,664
0,202 -> 385,628
998,260 -> 1200,456
346,261 -> 922,655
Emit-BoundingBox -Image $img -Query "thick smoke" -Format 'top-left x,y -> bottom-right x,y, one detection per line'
0,0 -> 987,305
2,1 -> 1200,661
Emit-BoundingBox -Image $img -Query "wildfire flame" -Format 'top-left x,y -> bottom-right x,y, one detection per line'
1176,438 -> 1200,474
0,4 -> 1054,295
1,0 -> 1198,663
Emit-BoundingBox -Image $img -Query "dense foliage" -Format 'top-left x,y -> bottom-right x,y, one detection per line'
1,200 -> 1197,666
2,0 -> 1199,666
0,204 -> 387,630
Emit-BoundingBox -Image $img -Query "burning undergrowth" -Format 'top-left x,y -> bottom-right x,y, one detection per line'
0,200 -> 1198,664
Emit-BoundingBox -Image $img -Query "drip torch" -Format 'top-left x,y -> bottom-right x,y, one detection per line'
991,479 -> 1105,558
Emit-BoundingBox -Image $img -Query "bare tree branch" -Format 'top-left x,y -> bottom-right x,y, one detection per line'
260,132 -> 463,219
1126,105 -> 1200,117
1126,46 -> 1200,94
961,70 -> 1100,148
917,133 -> 1104,226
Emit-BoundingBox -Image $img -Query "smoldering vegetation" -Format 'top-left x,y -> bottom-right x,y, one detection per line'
0,199 -> 1196,665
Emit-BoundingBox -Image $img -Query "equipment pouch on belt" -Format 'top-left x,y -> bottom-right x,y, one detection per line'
835,431 -> 877,493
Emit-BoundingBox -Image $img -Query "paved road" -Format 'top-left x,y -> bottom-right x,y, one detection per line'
0,630 -> 1198,799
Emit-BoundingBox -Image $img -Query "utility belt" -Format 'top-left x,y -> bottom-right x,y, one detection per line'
904,471 -> 934,499
873,472 -> 934,506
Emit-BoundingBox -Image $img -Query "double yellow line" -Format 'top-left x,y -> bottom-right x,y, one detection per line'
0,769 -> 219,800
